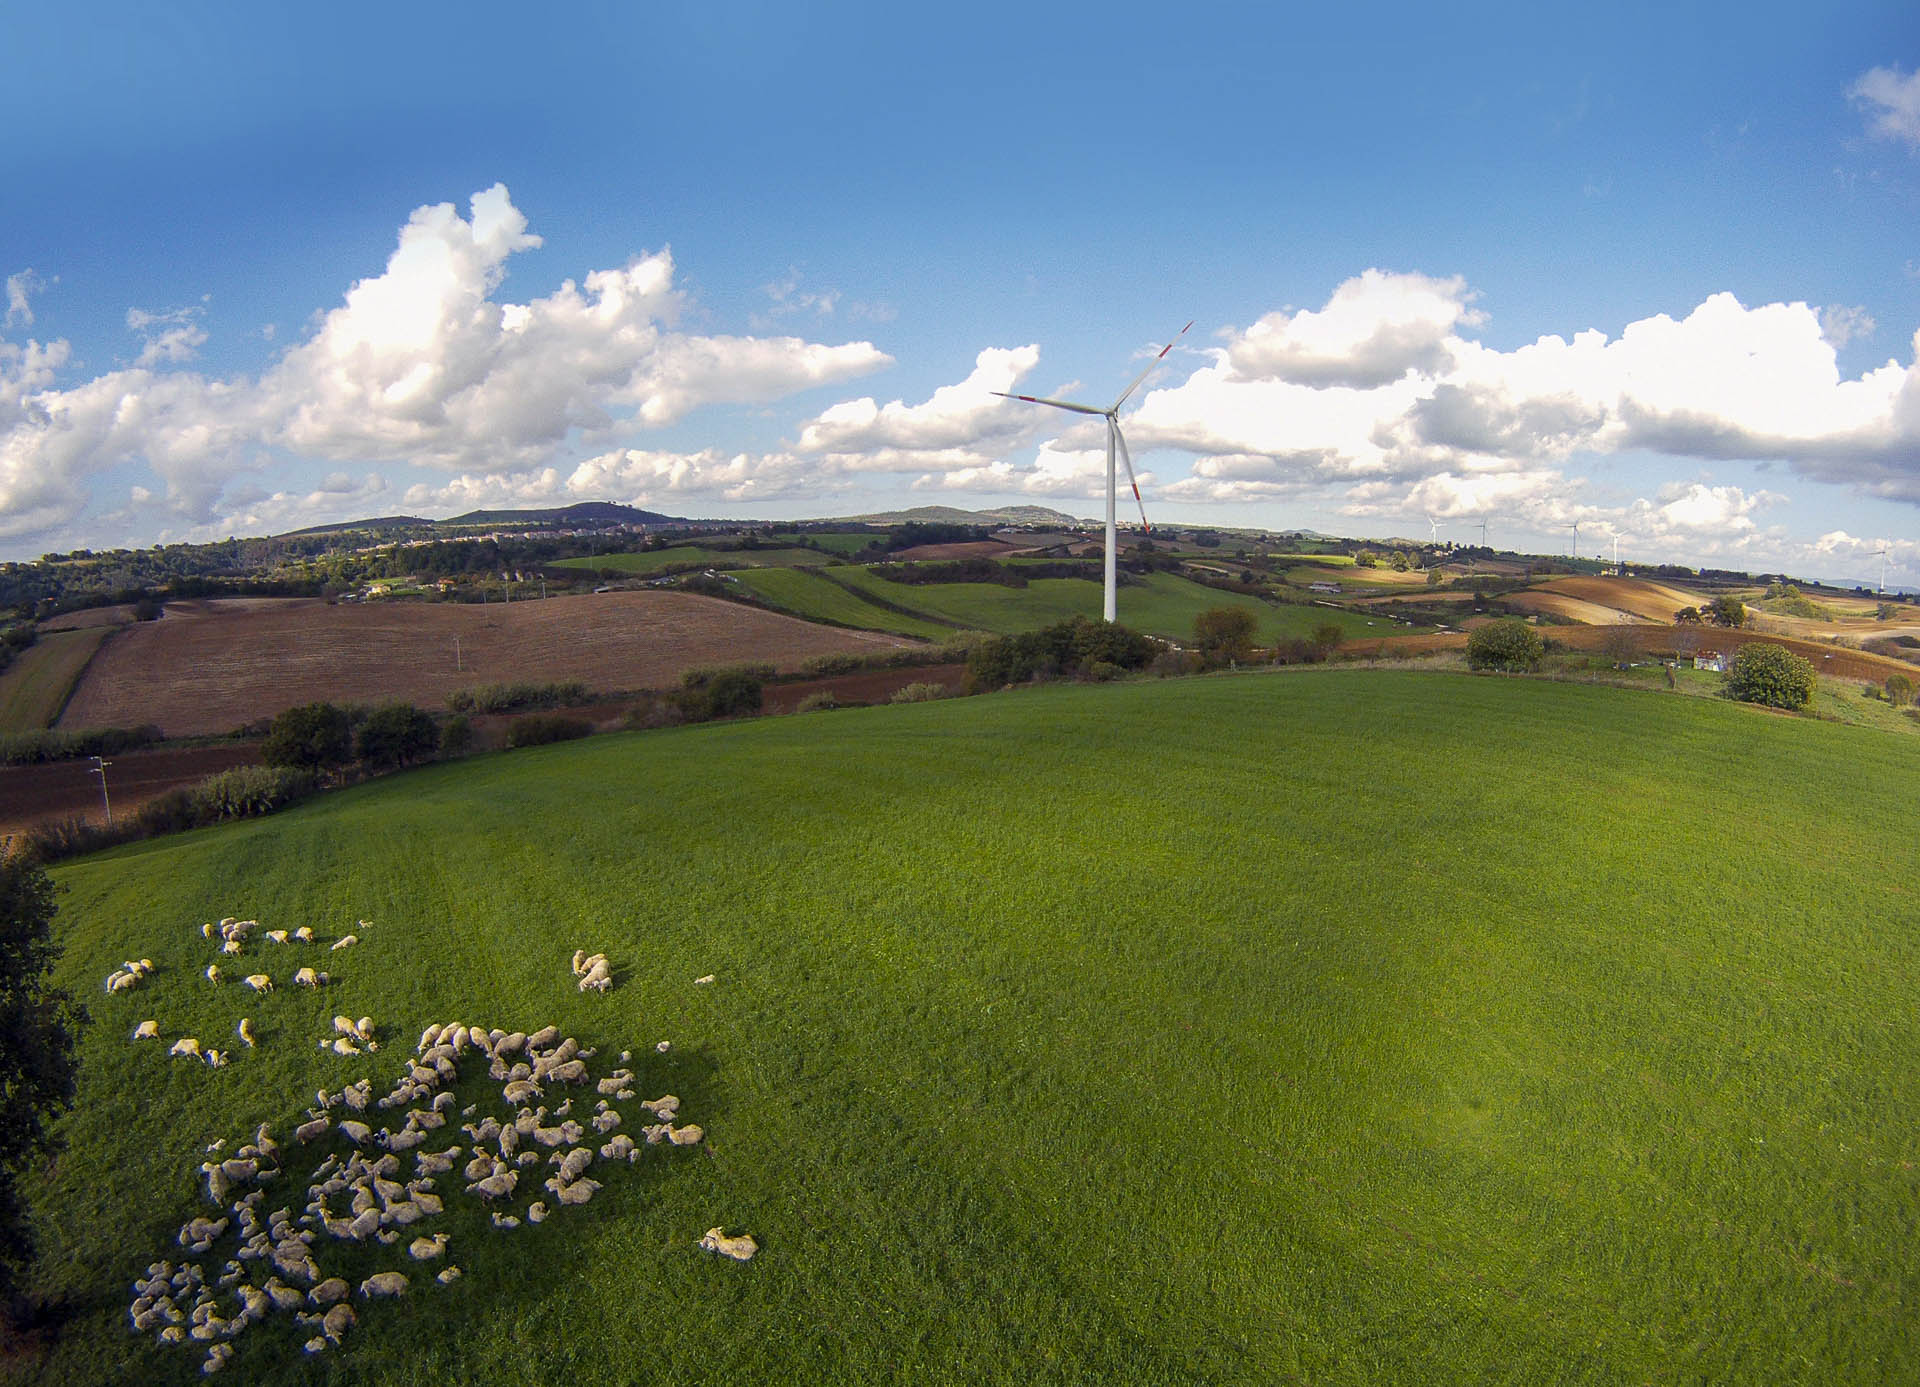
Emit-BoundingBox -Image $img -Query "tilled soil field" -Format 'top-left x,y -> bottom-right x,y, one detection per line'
0,742 -> 259,838
59,591 -> 912,735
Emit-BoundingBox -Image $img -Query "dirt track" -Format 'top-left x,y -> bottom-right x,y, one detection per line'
60,592 -> 912,736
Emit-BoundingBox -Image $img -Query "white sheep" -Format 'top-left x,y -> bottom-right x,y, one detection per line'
667,1124 -> 704,1147
436,1266 -> 461,1284
407,1233 -> 448,1261
359,1271 -> 408,1298
266,929 -> 288,944
131,1020 -> 160,1041
331,1016 -> 357,1036
545,1175 -> 601,1206
295,1117 -> 329,1144
321,1302 -> 355,1343
243,973 -> 273,993
221,940 -> 244,956
294,926 -> 314,942
330,1037 -> 361,1057
205,964 -> 221,983
237,1018 -> 256,1047
353,1017 -> 375,1042
204,1050 -> 229,1068
105,969 -> 140,993
698,1227 -> 758,1261
170,1038 -> 203,1060
330,935 -> 357,951
693,973 -> 715,985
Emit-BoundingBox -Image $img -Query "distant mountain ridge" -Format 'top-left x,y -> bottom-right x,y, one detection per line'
824,504 -> 1091,527
278,502 -> 676,538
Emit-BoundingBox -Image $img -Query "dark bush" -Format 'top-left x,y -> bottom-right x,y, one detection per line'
445,681 -> 591,714
1466,619 -> 1545,672
964,617 -> 1158,692
506,714 -> 593,748
441,715 -> 474,756
0,725 -> 164,767
261,703 -> 353,770
1724,642 -> 1815,710
355,703 -> 441,769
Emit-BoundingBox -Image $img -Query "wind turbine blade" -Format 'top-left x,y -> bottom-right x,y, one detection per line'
992,391 -> 1108,417
1109,320 -> 1195,412
1113,422 -> 1151,532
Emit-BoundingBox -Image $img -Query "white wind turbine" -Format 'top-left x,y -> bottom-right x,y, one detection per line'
996,322 -> 1192,623
1873,547 -> 1889,594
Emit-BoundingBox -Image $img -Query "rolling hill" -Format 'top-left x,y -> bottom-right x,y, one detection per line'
26,671 -> 1920,1385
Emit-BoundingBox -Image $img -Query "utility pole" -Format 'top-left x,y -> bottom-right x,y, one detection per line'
454,635 -> 462,672
89,756 -> 114,828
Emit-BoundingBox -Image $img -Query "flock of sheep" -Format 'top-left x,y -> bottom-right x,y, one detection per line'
107,914 -> 754,1376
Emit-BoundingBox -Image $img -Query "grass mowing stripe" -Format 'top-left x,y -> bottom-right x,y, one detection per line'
28,670 -> 1920,1384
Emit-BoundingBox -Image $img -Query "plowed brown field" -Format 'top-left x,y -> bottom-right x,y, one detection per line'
1511,576 -> 1704,623
59,592 -> 911,735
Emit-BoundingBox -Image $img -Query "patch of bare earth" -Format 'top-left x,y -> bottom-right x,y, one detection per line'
59,591 -> 913,736
889,541 -> 1023,561
0,743 -> 259,838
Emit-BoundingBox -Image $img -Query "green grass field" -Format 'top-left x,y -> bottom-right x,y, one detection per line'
24,671 -> 1920,1385
553,546 -> 830,575
0,626 -> 115,732
768,532 -> 878,556
728,568 -> 960,640
827,569 -> 1397,643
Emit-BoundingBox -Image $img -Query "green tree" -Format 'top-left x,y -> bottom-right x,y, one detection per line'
1705,596 -> 1747,628
354,703 -> 441,769
1466,618 -> 1545,672
261,703 -> 353,770
1310,623 -> 1346,657
1193,607 -> 1257,666
1876,602 -> 1899,621
0,856 -> 82,1299
1724,642 -> 1815,710
1885,673 -> 1914,708
1390,550 -> 1410,571
1674,606 -> 1703,625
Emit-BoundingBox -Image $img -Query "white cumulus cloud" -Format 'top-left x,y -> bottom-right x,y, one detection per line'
0,184 -> 891,548
1851,65 -> 1920,149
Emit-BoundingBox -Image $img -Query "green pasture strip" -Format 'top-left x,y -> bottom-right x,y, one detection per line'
1284,563 -> 1425,588
773,532 -> 877,555
728,568 -> 958,640
553,546 -> 828,575
31,672 -> 1920,1385
0,626 -> 114,732
830,567 -> 1397,643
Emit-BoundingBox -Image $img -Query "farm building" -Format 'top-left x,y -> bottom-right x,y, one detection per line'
1693,651 -> 1727,673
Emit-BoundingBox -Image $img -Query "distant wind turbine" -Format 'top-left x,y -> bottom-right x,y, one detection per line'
1873,547 -> 1889,594
1477,516 -> 1490,549
996,321 -> 1192,623
1426,514 -> 1441,546
1567,521 -> 1579,560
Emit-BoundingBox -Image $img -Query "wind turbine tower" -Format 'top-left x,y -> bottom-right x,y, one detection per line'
1873,547 -> 1890,594
1568,521 -> 1579,560
1478,517 -> 1490,549
997,322 -> 1192,622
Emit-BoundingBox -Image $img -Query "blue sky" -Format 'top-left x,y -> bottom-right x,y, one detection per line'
3,1 -> 1918,583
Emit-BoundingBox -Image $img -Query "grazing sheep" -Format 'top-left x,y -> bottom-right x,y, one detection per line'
295,1117 -> 329,1144
407,1233 -> 448,1261
330,1037 -> 361,1057
698,1228 -> 758,1261
667,1124 -> 704,1147
222,940 -> 244,956
243,974 -> 273,993
205,964 -> 221,983
526,1025 -> 560,1050
526,1201 -> 549,1224
266,930 -> 289,944
106,969 -> 140,993
655,1040 -> 670,1053
236,1018 -> 255,1048
309,1278 -> 349,1306
466,1170 -> 518,1200
293,967 -> 322,987
545,1176 -> 601,1206
353,1017 -> 375,1041
204,1050 -> 230,1068
642,1095 -> 680,1121
332,1016 -> 357,1036
132,1020 -> 160,1041
491,1213 -> 520,1229
294,926 -> 314,943
170,1038 -> 203,1060
600,1134 -> 636,1161
592,1109 -> 621,1134
321,1301 -> 355,1343
330,935 -> 357,951
693,973 -> 715,985
337,1120 -> 372,1145
359,1271 -> 408,1298
437,1267 -> 462,1284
